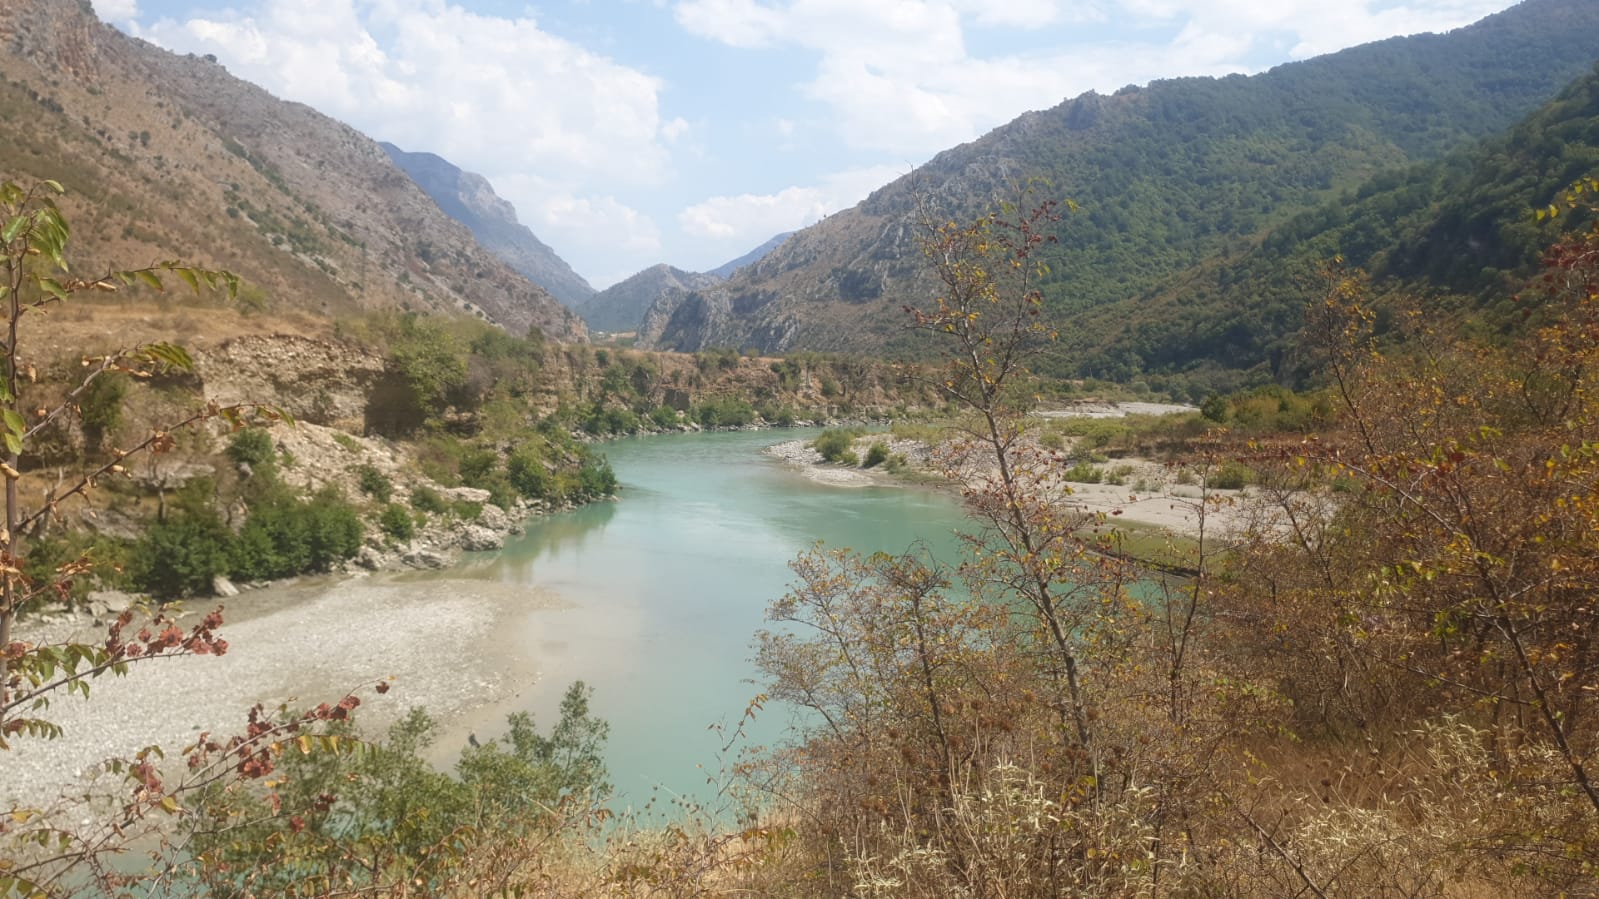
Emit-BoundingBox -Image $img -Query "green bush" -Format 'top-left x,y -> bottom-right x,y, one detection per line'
1062,462 -> 1103,484
410,484 -> 449,514
133,510 -> 231,598
458,447 -> 499,488
230,488 -> 363,581
812,428 -> 863,463
379,502 -> 416,541
507,445 -> 559,501
649,405 -> 681,429
25,531 -> 134,602
356,464 -> 392,502
79,372 -> 127,454
577,457 -> 618,496
757,402 -> 797,427
694,396 -> 756,428
582,404 -> 640,435
1205,461 -> 1253,490
189,684 -> 609,891
226,428 -> 276,472
862,442 -> 889,468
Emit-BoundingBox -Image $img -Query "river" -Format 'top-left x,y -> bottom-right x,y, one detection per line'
428,428 -> 972,813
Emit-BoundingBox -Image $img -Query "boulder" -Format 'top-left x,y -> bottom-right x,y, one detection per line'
459,525 -> 504,552
402,548 -> 453,570
441,486 -> 492,504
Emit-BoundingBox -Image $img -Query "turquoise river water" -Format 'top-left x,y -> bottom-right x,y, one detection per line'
435,428 -> 972,813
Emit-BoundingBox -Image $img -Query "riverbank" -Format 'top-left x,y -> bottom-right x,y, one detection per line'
762,404 -> 1257,539
5,573 -> 559,809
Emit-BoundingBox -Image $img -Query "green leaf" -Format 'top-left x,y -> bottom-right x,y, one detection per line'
3,409 -> 25,437
34,278 -> 68,302
4,432 -> 21,456
133,269 -> 163,291
1,215 -> 24,244
143,342 -> 195,371
172,266 -> 201,294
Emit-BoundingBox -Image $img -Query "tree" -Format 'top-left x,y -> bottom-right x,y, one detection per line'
0,179 -> 374,896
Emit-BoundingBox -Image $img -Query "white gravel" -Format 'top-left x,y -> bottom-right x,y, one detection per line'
4,573 -> 559,809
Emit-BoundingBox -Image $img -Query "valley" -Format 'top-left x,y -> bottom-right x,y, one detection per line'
4,0 -> 1599,895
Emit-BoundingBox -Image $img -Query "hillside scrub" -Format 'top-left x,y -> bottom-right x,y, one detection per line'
719,200 -> 1599,897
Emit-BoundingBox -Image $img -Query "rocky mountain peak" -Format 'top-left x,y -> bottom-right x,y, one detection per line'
380,142 -> 597,309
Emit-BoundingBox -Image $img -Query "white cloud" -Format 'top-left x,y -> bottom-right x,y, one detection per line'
90,0 -> 140,23
673,0 -> 1514,153
678,163 -> 904,244
136,0 -> 677,281
493,175 -> 663,289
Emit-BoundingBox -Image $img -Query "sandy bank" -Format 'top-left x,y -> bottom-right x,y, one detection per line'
5,573 -> 560,809
762,405 -> 1256,538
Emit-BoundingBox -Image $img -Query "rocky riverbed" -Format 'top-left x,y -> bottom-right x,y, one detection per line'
5,573 -> 562,809
762,405 -> 1263,538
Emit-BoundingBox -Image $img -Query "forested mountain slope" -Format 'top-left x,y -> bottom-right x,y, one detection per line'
638,0 -> 1599,375
1102,62 -> 1599,389
0,0 -> 585,341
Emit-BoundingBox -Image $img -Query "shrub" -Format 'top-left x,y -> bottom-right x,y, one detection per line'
757,402 -> 797,427
863,442 -> 889,468
583,404 -> 640,435
507,445 -> 559,501
230,488 -> 363,581
694,396 -> 756,428
577,457 -> 618,496
649,405 -> 681,429
1062,461 -> 1103,484
226,427 -> 276,472
458,447 -> 500,487
133,509 -> 231,598
356,464 -> 392,502
380,502 -> 416,541
79,371 -> 127,454
410,484 -> 449,514
25,532 -> 134,602
812,428 -> 863,463
1205,460 -> 1253,490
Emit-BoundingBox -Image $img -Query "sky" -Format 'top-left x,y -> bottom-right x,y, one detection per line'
91,0 -> 1519,289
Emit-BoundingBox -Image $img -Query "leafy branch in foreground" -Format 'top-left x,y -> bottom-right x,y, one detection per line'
0,178 -> 325,896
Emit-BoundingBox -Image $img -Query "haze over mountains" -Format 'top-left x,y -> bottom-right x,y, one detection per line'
378,143 -> 597,310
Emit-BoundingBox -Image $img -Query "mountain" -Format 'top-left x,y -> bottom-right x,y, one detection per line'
1080,61 -> 1599,391
582,264 -> 722,333
379,143 -> 596,310
582,235 -> 792,334
709,232 -> 792,280
637,0 -> 1599,372
0,0 -> 585,342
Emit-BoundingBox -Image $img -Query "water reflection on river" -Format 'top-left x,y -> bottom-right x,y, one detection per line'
432,429 -> 971,811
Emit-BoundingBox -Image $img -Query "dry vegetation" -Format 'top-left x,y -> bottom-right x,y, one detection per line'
9,183 -> 1599,897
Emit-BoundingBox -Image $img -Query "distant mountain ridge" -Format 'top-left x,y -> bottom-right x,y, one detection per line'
581,264 -> 722,334
709,232 -> 792,280
636,0 -> 1599,375
578,233 -> 791,334
0,0 -> 585,342
379,143 -> 597,309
